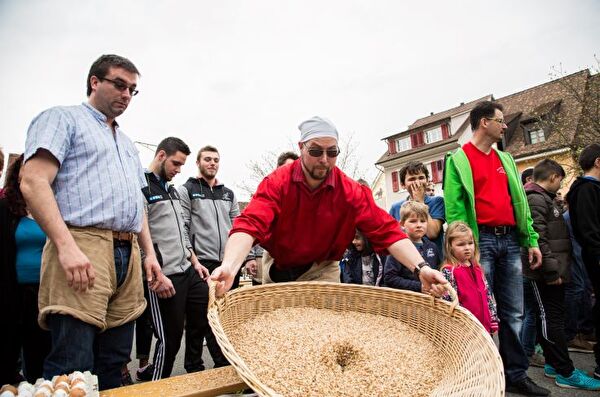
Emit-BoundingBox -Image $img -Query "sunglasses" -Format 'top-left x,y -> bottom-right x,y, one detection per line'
304,144 -> 340,158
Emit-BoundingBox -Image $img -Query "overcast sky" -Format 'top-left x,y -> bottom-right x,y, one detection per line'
0,0 -> 598,199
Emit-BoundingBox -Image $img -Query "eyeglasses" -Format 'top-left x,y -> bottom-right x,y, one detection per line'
485,117 -> 506,125
303,144 -> 340,158
99,77 -> 139,96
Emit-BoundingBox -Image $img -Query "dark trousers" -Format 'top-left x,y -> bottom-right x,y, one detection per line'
192,260 -> 230,368
135,280 -> 153,361
564,243 -> 595,340
149,266 -> 210,380
582,250 -> 600,367
44,315 -> 134,390
529,280 -> 574,376
521,278 -> 538,357
0,284 -> 51,384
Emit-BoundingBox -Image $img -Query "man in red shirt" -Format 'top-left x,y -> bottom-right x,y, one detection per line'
211,116 -> 447,296
444,101 -> 547,396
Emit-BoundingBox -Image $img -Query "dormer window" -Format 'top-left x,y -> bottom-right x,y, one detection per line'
395,136 -> 411,152
528,128 -> 546,144
425,126 -> 443,144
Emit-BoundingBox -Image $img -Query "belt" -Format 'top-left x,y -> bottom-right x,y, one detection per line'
478,225 -> 515,236
112,231 -> 134,242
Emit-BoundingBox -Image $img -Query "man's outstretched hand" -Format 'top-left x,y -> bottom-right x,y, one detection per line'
210,265 -> 235,297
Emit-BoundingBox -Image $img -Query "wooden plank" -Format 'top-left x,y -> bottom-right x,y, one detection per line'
99,366 -> 247,397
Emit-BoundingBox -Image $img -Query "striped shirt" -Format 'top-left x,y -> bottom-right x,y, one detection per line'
24,103 -> 147,232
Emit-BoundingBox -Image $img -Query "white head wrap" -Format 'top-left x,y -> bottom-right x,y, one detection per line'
298,116 -> 339,143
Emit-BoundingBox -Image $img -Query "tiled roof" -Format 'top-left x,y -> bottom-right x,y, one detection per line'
497,70 -> 590,159
409,95 -> 493,130
381,95 -> 492,141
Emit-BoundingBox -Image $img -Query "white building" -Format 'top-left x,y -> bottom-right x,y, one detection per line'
375,95 -> 492,210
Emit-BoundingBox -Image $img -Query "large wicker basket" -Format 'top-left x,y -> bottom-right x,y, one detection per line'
208,282 -> 504,396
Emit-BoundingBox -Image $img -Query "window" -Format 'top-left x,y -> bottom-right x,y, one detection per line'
395,137 -> 411,152
425,126 -> 443,144
430,160 -> 444,183
391,171 -> 399,192
529,128 -> 546,144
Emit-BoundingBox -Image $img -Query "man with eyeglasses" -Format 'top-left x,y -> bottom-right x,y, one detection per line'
20,54 -> 170,390
210,116 -> 448,297
444,101 -> 548,396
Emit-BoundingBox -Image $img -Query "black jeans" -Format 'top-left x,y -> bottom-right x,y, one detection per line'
0,284 -> 51,384
528,280 -> 574,376
148,266 -> 211,380
191,260 -> 230,368
582,250 -> 600,367
135,279 -> 153,361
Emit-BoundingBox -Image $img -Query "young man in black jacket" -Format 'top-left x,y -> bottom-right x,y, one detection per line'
523,159 -> 600,390
567,143 -> 600,380
138,137 -> 211,381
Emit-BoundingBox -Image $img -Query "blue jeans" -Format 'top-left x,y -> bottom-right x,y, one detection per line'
564,239 -> 595,340
43,242 -> 134,390
479,230 -> 529,383
520,277 -> 537,357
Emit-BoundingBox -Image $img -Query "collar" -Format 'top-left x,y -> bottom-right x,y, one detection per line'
198,176 -> 222,188
82,102 -> 119,128
291,160 -> 336,190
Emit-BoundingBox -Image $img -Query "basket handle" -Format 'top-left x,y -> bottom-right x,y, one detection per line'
432,283 -> 459,316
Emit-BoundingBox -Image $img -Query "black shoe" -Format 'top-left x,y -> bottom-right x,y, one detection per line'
120,368 -> 134,386
595,366 -> 600,380
506,377 -> 550,396
136,363 -> 154,382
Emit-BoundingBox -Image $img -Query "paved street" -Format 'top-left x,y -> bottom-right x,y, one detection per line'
127,333 -> 597,396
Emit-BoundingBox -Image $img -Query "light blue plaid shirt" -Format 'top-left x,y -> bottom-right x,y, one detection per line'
24,103 -> 147,232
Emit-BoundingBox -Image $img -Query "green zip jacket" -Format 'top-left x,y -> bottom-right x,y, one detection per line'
443,147 -> 539,248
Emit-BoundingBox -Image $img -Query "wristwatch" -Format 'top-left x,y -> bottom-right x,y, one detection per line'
413,261 -> 430,278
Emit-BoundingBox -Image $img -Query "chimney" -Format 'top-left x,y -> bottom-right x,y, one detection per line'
430,112 -> 434,116
460,102 -> 465,106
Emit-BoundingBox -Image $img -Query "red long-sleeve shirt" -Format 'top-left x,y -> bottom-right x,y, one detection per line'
231,160 -> 407,269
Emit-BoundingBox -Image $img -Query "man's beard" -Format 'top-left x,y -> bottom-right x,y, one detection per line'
301,158 -> 330,180
200,167 -> 216,180
159,161 -> 171,181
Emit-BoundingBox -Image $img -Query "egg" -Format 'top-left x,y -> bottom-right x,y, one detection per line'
18,382 -> 36,394
39,380 -> 54,391
0,385 -> 17,394
68,388 -> 87,397
51,389 -> 68,397
68,372 -> 84,383
55,383 -> 70,393
54,376 -> 69,387
0,391 -> 16,397
69,379 -> 84,388
33,389 -> 52,397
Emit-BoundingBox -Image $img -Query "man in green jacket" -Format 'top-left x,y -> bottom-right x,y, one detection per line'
444,101 -> 546,396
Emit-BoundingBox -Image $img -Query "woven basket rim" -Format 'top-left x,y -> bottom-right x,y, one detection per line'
208,281 -> 505,397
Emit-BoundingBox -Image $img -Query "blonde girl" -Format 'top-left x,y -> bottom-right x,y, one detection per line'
441,221 -> 498,333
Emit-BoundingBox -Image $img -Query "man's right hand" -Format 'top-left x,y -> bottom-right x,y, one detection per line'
547,277 -> 562,286
57,244 -> 95,292
155,274 -> 176,299
144,255 -> 175,298
408,180 -> 426,203
210,266 -> 235,297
